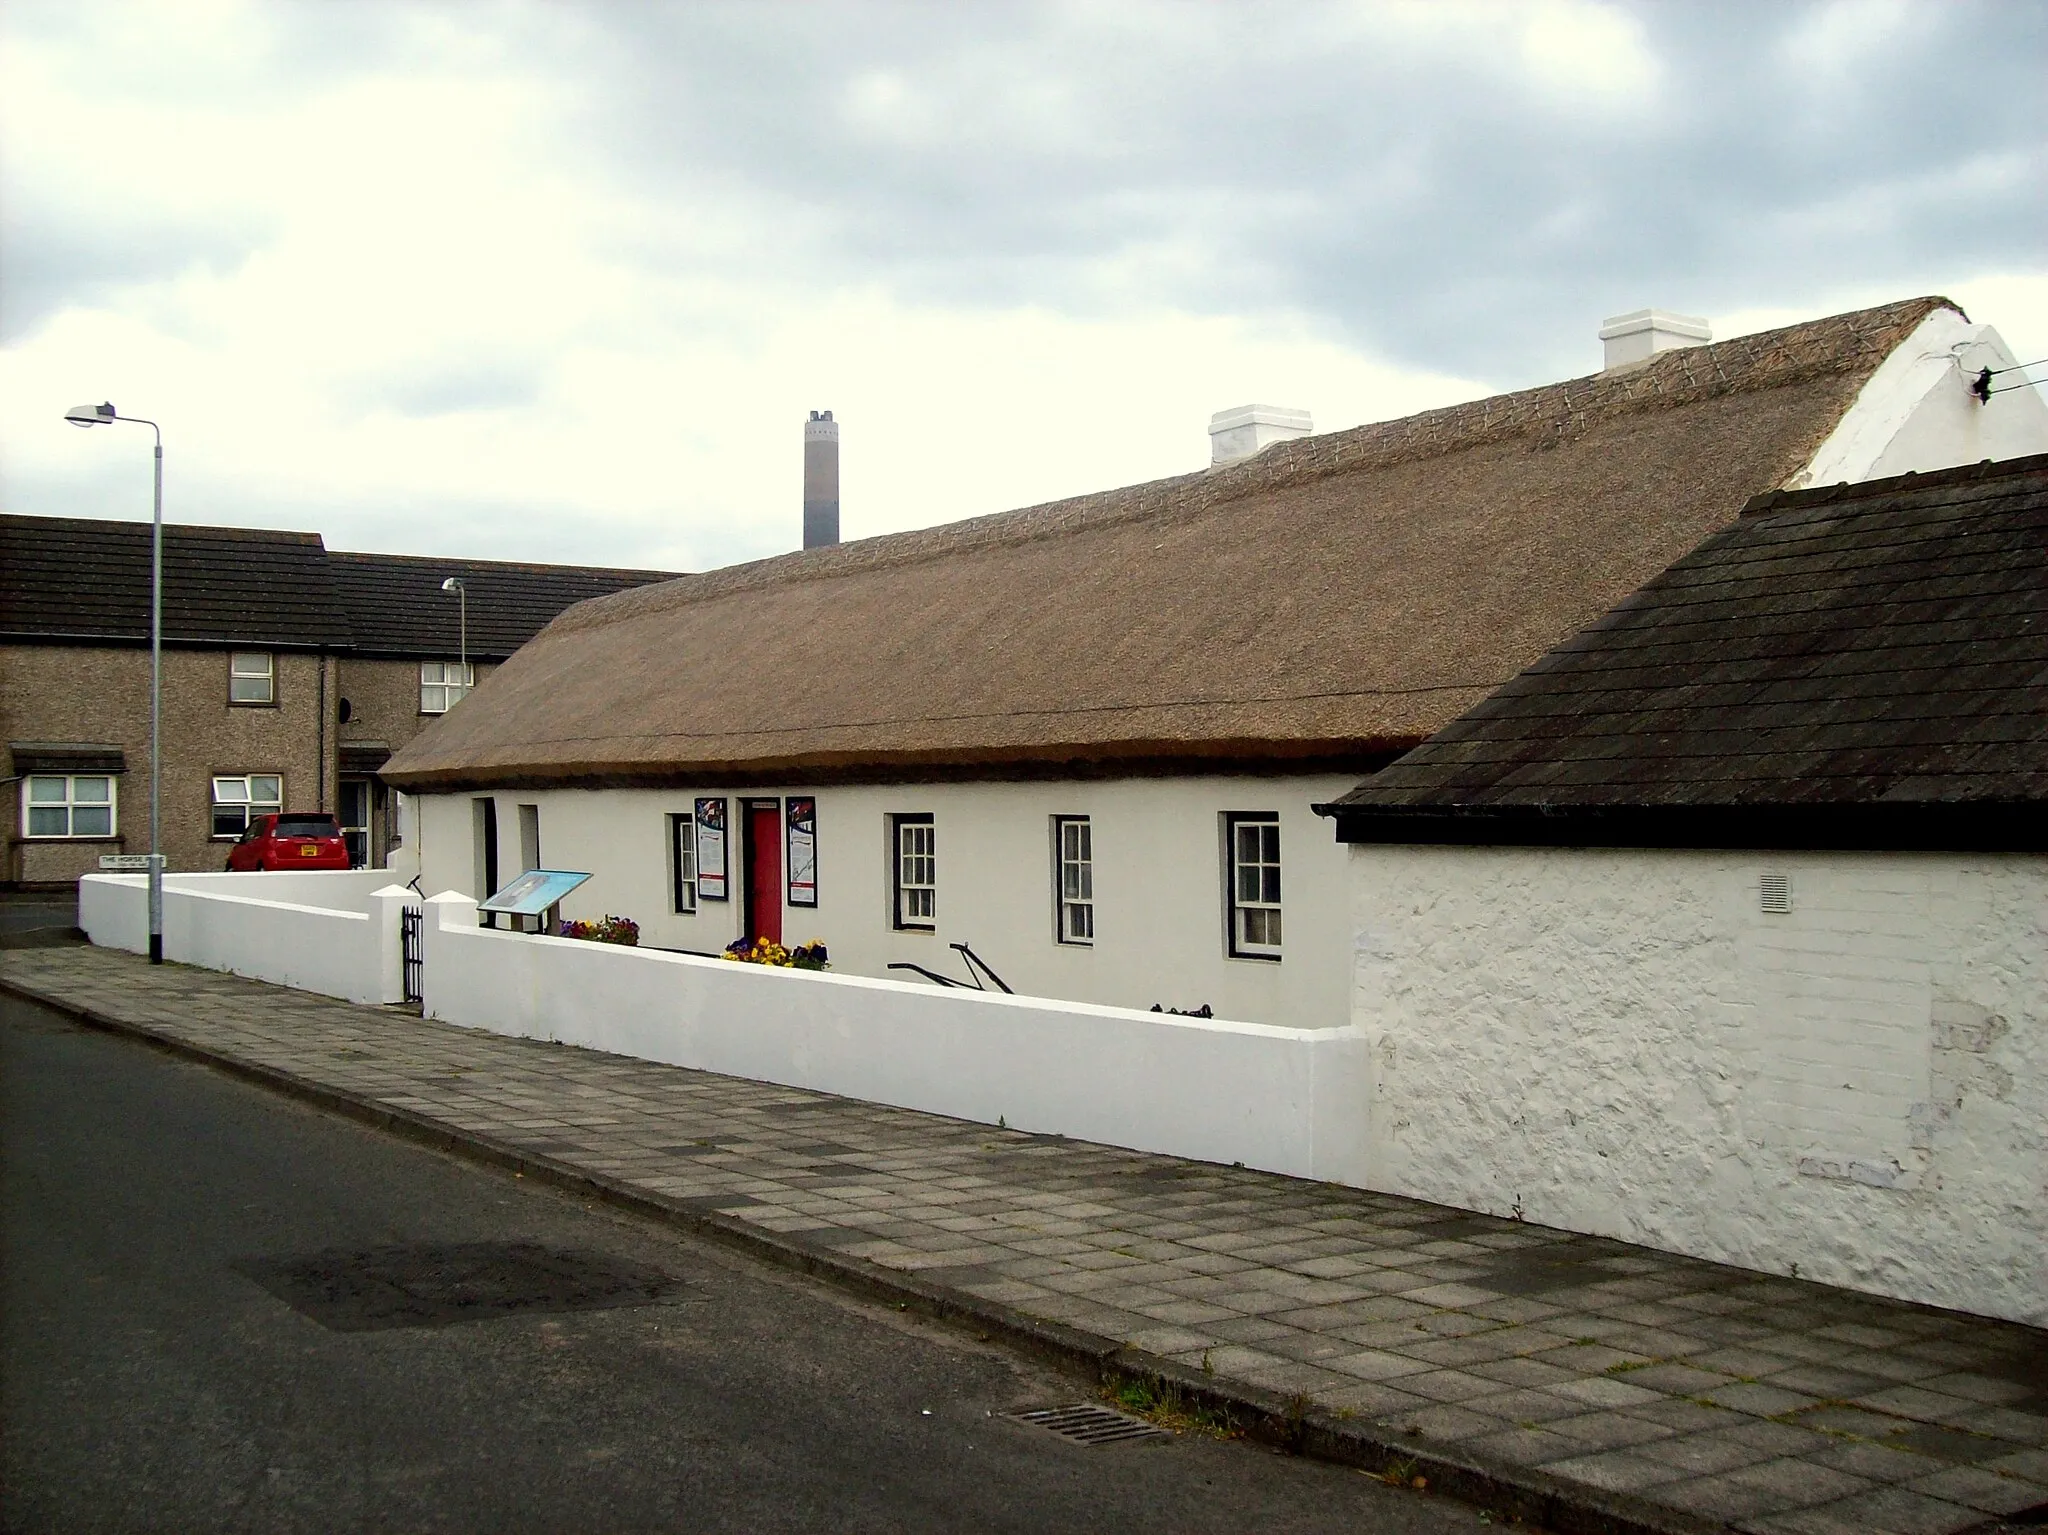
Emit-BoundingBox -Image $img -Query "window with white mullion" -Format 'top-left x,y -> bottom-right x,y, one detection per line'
1054,815 -> 1093,944
419,661 -> 475,714
668,812 -> 697,913
894,815 -> 935,929
229,651 -> 274,704
1227,813 -> 1281,958
22,775 -> 116,838
212,774 -> 283,839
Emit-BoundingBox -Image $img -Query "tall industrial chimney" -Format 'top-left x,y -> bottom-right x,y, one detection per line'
803,410 -> 840,549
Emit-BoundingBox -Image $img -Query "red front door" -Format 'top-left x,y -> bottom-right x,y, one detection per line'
746,802 -> 782,945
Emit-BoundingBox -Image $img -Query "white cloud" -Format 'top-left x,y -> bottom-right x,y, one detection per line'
3,0 -> 2041,575
1778,0 -> 1920,80
3,266 -> 1489,571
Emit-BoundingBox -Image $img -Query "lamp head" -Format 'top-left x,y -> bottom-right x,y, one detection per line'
65,402 -> 117,427
441,576 -> 465,594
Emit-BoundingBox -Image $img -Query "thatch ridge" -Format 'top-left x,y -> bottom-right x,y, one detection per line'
550,296 -> 1950,638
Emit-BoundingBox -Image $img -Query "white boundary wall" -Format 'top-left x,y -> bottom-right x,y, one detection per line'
418,892 -> 1369,1184
1349,845 -> 2048,1325
71,871 -> 1371,1184
80,870 -> 416,1006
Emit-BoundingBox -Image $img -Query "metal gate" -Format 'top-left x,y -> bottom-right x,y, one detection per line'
401,906 -> 423,1004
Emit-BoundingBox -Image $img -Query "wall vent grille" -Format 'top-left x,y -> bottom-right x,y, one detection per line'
1758,873 -> 1793,914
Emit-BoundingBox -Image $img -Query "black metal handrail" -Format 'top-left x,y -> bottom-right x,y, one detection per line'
886,942 -> 1013,994
886,962 -> 968,988
951,943 -> 1012,994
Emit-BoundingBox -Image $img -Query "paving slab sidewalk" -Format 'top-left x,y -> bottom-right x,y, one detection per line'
4,946 -> 2043,1535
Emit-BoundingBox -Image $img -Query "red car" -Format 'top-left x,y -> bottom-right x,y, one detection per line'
226,812 -> 352,871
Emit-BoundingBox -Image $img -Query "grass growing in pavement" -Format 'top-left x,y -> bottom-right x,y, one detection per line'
1105,1377 -> 1240,1439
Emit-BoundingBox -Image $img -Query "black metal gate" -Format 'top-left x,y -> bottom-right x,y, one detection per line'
401,906 -> 423,1003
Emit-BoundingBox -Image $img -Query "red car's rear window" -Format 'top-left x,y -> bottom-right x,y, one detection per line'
273,816 -> 341,838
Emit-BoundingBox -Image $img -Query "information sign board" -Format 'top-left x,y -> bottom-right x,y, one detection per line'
786,797 -> 817,907
478,869 -> 592,918
694,798 -> 728,900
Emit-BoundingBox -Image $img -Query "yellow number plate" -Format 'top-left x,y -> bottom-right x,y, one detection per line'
300,845 -> 319,856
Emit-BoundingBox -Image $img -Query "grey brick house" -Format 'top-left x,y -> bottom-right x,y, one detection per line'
1,514 -> 674,887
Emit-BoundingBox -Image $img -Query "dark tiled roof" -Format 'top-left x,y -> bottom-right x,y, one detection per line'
0,515 -> 350,649
0,514 -> 678,657
1321,454 -> 2048,849
324,552 -> 674,660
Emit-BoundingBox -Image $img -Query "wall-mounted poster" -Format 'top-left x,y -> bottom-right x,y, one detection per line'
786,797 -> 817,907
694,797 -> 728,900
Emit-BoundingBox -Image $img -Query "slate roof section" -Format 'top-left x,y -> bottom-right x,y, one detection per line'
324,552 -> 675,660
382,297 -> 1953,791
0,515 -> 677,657
0,515 -> 350,649
1320,453 -> 2048,851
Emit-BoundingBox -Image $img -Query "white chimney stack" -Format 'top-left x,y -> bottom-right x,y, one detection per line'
1599,309 -> 1711,372
1208,404 -> 1313,466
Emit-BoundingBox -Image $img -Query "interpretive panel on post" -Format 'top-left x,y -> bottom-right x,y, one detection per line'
479,869 -> 591,917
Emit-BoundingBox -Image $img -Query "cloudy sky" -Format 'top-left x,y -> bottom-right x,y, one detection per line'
3,1 -> 2042,573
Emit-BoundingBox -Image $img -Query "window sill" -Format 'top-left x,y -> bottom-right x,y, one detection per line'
228,700 -> 279,710
1227,951 -> 1282,963
19,836 -> 122,844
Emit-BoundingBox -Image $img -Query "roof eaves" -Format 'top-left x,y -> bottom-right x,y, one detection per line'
1314,797 -> 2048,852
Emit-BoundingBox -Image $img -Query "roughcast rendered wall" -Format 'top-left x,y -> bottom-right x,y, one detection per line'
1350,845 -> 2046,1325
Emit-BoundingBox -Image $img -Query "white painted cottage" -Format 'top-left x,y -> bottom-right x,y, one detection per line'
1318,453 -> 2048,1324
382,297 -> 2048,1033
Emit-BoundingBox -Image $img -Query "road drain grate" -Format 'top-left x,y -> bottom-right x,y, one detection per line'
1005,1404 -> 1170,1446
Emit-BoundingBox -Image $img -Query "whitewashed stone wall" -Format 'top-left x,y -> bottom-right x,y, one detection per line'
1350,845 -> 2047,1325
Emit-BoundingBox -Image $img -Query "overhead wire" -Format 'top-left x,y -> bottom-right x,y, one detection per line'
1969,357 -> 2044,402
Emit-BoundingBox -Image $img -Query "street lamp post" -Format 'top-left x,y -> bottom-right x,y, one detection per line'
440,577 -> 468,701
65,402 -> 165,964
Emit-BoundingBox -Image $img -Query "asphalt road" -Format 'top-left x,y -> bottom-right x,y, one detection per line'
0,891 -> 77,939
1,993 -> 1499,1534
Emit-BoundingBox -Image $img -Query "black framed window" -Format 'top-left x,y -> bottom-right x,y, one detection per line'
1053,815 -> 1093,944
1224,812 -> 1281,959
668,812 -> 696,913
892,813 -> 935,930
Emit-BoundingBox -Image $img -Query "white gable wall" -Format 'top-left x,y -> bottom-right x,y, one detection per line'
1794,308 -> 2048,488
414,773 -> 1359,1031
1348,843 -> 2047,1324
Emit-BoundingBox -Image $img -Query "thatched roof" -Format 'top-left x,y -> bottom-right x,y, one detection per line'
383,297 -> 1953,791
